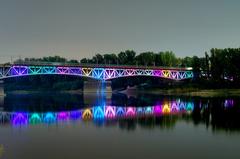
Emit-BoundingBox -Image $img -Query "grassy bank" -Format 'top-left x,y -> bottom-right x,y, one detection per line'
143,88 -> 240,97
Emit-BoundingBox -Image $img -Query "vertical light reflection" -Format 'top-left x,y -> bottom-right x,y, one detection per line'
57,112 -> 69,121
116,107 -> 125,117
43,112 -> 56,123
126,107 -> 136,117
70,111 -> 82,120
93,106 -> 105,119
153,105 -> 162,115
12,113 -> 28,125
144,106 -> 153,115
162,103 -> 171,114
105,106 -> 116,119
82,108 -> 92,120
29,113 -> 42,124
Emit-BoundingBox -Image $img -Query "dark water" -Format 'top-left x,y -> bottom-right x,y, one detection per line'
0,92 -> 240,159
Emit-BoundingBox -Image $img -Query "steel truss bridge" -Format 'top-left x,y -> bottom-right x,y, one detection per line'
0,101 -> 194,125
0,64 -> 193,80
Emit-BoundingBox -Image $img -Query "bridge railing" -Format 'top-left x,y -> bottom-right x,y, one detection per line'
0,61 -> 193,71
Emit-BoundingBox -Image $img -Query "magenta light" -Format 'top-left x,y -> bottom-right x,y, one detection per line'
57,112 -> 69,120
126,107 -> 136,117
153,70 -> 162,76
105,106 -> 116,118
1,65 -> 193,81
153,105 -> 162,115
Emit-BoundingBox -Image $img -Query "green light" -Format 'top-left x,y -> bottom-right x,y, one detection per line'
29,113 -> 42,124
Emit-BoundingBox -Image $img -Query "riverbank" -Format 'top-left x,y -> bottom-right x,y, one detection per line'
4,88 -> 240,97
142,88 -> 240,97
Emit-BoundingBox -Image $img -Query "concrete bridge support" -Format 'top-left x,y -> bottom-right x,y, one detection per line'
83,80 -> 112,93
0,81 -> 4,96
0,81 -> 4,108
83,80 -> 112,106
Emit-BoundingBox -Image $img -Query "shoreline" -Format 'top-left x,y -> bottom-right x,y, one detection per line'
4,88 -> 240,97
140,88 -> 240,97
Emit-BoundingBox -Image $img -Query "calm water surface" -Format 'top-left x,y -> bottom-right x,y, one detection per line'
0,92 -> 240,159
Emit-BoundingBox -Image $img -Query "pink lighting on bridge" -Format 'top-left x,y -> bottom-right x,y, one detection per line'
57,112 -> 69,120
153,105 -> 162,115
105,106 -> 116,118
126,107 -> 136,117
0,65 -> 194,80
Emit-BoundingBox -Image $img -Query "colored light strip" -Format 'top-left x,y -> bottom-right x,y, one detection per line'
0,65 -> 194,80
0,101 -> 198,126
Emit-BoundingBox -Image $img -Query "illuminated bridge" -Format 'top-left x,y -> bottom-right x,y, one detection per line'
0,100 -> 194,125
0,63 -> 193,81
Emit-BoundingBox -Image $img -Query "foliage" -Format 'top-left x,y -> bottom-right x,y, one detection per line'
10,48 -> 240,90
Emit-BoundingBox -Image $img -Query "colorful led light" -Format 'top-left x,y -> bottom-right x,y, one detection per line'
162,104 -> 171,114
43,112 -> 56,123
93,106 -> 105,119
29,113 -> 42,124
144,106 -> 153,114
3,101 -> 196,126
57,112 -> 69,120
12,113 -> 28,125
70,111 -> 82,120
116,107 -> 125,117
153,105 -> 162,115
0,65 -> 193,81
82,108 -> 92,120
126,107 -> 136,117
186,102 -> 194,111
171,102 -> 179,112
179,102 -> 186,111
105,106 -> 116,118
136,107 -> 144,115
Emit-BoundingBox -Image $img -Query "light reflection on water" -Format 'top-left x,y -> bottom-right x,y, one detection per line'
0,94 -> 240,159
0,100 -> 194,126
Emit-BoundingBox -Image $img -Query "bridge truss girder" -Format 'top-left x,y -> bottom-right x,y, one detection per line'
0,65 -> 193,80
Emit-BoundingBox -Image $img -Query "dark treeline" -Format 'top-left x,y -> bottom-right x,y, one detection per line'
9,48 -> 240,90
19,50 -> 205,69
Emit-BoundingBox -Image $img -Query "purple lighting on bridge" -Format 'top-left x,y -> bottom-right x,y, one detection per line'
12,113 -> 28,125
57,112 -> 69,121
153,105 -> 162,115
0,65 -> 194,81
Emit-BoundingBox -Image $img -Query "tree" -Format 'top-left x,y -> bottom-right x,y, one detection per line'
157,51 -> 177,67
80,58 -> 88,64
118,52 -> 127,65
125,50 -> 136,65
92,54 -> 104,64
136,52 -> 155,66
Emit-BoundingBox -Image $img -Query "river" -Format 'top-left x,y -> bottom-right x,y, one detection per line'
0,92 -> 240,159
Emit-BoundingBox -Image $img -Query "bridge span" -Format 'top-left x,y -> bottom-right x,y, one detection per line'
0,63 -> 193,81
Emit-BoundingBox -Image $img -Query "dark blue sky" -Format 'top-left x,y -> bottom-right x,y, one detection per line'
0,0 -> 239,62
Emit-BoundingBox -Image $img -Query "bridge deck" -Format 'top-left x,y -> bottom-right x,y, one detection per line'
0,63 -> 194,80
0,62 -> 192,71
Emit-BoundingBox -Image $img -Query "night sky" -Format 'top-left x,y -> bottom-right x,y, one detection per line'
0,0 -> 239,62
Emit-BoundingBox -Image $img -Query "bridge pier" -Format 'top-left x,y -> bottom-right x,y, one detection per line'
83,80 -> 112,93
0,81 -> 4,96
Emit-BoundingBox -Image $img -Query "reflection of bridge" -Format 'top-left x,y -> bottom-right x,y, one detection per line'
0,100 -> 194,125
0,64 -> 193,81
